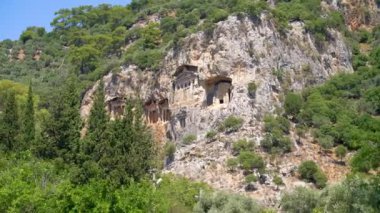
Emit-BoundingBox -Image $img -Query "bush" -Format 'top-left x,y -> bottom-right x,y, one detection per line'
165,142 -> 176,160
238,151 -> 265,172
182,134 -> 196,145
125,48 -> 163,71
260,132 -> 292,154
208,8 -> 229,23
232,139 -> 255,154
313,170 -> 327,189
318,175 -> 380,212
298,160 -> 319,181
335,145 -> 347,162
248,81 -> 257,98
194,191 -> 262,213
318,135 -> 334,152
205,130 -> 217,140
264,115 -> 290,134
284,92 -> 303,117
273,175 -> 284,186
245,174 -> 258,183
281,187 -> 319,213
298,160 -> 327,188
226,158 -> 238,171
219,115 -> 244,133
160,17 -> 178,33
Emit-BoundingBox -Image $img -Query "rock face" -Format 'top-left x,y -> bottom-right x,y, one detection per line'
81,14 -> 353,204
329,0 -> 380,30
158,14 -> 352,141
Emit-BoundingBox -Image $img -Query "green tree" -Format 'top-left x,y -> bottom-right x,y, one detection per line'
88,81 -> 109,146
319,135 -> 334,154
76,81 -> 109,183
335,145 -> 347,162
38,74 -> 81,162
69,45 -> 101,74
0,90 -> 19,151
298,160 -> 318,181
284,92 -> 303,118
238,151 -> 265,172
98,98 -> 155,185
160,17 -> 178,33
21,82 -> 35,146
194,191 -> 262,213
281,187 -> 319,213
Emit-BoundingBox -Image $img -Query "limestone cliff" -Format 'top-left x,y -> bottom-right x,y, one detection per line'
158,14 -> 352,141
325,0 -> 379,30
81,14 -> 353,205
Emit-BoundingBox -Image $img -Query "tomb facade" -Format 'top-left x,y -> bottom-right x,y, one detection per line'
144,98 -> 171,123
204,76 -> 233,106
107,97 -> 125,119
171,65 -> 199,106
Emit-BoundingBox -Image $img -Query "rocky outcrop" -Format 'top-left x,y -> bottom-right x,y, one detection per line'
81,13 -> 353,205
325,0 -> 380,30
158,14 -> 352,141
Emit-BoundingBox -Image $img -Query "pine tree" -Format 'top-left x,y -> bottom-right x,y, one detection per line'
97,97 -> 155,185
85,80 -> 108,160
0,90 -> 19,151
22,82 -> 35,147
38,73 -> 81,162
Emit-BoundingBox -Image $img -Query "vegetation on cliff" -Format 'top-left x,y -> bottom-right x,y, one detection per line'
0,0 -> 379,212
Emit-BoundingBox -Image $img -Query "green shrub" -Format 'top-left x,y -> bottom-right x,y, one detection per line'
281,187 -> 319,213
248,81 -> 257,98
232,139 -> 255,154
182,134 -> 196,145
319,175 -> 380,212
313,170 -> 327,189
245,174 -> 258,183
165,142 -> 176,160
298,160 -> 318,181
318,135 -> 334,152
273,175 -> 284,186
160,17 -> 178,33
260,132 -> 292,154
226,158 -> 238,171
180,11 -> 200,28
335,145 -> 347,162
284,92 -> 303,117
298,160 -> 327,188
208,8 -> 229,23
194,191 -> 262,213
205,130 -> 217,139
219,115 -> 244,133
125,48 -> 163,71
264,115 -> 290,134
238,151 -> 265,171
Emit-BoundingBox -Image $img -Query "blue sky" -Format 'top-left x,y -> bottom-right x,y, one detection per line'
0,0 -> 131,40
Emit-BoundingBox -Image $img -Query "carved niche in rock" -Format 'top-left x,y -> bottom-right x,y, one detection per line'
144,92 -> 171,124
172,64 -> 199,105
203,76 -> 233,106
107,97 -> 125,119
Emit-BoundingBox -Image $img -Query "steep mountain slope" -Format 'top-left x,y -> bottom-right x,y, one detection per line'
79,12 -> 354,204
1,0 -> 379,210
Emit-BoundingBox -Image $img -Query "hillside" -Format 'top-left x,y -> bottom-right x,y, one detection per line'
0,0 -> 379,212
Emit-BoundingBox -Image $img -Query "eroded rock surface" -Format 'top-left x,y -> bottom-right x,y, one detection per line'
81,14 -> 354,205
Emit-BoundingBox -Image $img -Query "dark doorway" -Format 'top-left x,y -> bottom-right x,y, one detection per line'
207,92 -> 214,106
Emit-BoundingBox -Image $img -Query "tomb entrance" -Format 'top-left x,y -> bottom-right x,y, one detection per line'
203,76 -> 232,106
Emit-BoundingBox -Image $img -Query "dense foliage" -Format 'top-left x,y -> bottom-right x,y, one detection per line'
286,26 -> 380,172
281,175 -> 380,213
194,191 -> 263,213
